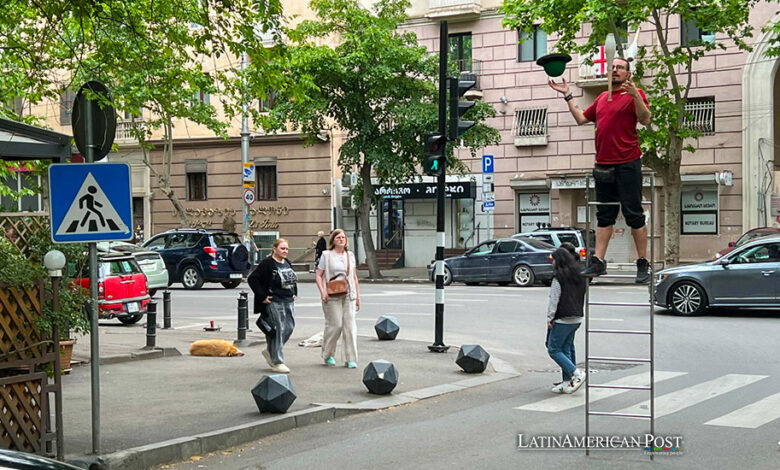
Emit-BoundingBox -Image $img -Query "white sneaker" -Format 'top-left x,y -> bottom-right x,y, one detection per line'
564,369 -> 587,393
271,363 -> 290,374
261,349 -> 274,368
551,382 -> 566,393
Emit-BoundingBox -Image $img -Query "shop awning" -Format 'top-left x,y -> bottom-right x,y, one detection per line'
0,117 -> 72,163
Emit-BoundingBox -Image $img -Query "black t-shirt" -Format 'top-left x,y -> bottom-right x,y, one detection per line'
271,259 -> 298,302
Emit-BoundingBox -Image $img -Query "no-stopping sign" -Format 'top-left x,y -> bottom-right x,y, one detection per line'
243,188 -> 255,205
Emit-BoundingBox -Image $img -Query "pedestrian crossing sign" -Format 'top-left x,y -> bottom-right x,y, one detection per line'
49,163 -> 133,243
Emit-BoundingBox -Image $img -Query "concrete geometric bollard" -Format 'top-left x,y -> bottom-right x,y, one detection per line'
251,374 -> 297,413
456,344 -> 490,373
374,315 -> 400,340
362,360 -> 398,395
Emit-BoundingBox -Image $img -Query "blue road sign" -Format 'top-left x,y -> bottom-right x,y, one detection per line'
49,163 -> 133,243
482,155 -> 494,173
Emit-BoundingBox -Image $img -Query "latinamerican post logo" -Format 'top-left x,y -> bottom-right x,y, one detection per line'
517,433 -> 683,455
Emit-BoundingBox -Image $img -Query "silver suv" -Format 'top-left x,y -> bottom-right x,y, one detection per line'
512,227 -> 594,261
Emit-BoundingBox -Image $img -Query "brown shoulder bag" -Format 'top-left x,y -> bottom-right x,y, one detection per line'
326,252 -> 349,297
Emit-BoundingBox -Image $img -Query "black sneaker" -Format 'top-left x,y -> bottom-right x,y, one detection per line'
582,256 -> 607,277
635,258 -> 650,284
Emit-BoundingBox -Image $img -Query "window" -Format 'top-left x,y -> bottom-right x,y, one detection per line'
185,160 -> 208,201
517,27 -> 547,62
681,186 -> 718,234
683,96 -> 715,136
730,242 -> 780,264
527,234 -> 554,245
60,90 -> 76,126
195,90 -> 210,105
518,192 -> 551,233
448,33 -> 472,73
513,107 -> 547,138
470,241 -> 495,255
256,162 -> 277,200
259,89 -> 277,113
144,235 -> 168,250
496,240 -> 521,253
681,17 -> 714,47
1,172 -> 41,212
557,233 -> 579,246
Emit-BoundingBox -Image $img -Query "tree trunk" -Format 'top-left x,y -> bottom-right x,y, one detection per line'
661,167 -> 682,268
359,162 -> 382,279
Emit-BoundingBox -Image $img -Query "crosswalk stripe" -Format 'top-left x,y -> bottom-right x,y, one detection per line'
515,371 -> 687,413
704,391 -> 780,429
615,374 -> 768,419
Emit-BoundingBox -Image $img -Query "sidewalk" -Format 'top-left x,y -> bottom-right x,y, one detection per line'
64,321 -> 518,469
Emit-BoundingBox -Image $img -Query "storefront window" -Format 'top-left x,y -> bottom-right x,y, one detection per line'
681,186 -> 718,234
456,199 -> 475,248
518,192 -> 550,233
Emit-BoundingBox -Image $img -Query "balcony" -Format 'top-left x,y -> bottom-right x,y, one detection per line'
575,44 -> 626,88
115,119 -> 144,144
426,0 -> 481,20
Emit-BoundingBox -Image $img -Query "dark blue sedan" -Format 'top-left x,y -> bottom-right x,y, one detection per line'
429,237 -> 555,287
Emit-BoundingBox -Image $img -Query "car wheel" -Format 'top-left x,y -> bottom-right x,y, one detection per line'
118,314 -> 143,325
181,265 -> 204,290
148,289 -> 157,297
443,266 -> 452,286
668,281 -> 707,316
221,280 -> 241,289
512,265 -> 535,287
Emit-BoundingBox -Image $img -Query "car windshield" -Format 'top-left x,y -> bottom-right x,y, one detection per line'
212,233 -> 240,247
736,230 -> 776,246
468,242 -> 495,255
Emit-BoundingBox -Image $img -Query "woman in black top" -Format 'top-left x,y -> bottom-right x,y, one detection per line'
546,246 -> 587,394
248,238 -> 298,374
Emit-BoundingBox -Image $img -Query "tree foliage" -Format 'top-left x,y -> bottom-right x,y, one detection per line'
265,0 -> 499,277
0,0 -> 285,224
501,0 -> 757,265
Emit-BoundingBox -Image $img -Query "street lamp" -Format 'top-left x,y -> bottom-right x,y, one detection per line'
43,249 -> 66,460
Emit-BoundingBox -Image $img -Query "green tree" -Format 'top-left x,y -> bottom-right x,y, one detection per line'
0,0 -> 285,225
501,0 -> 757,266
264,0 -> 499,278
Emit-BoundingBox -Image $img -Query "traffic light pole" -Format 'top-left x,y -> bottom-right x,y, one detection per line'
429,20 -> 449,353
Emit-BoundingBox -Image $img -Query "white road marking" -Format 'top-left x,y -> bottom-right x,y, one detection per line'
705,391 -> 780,429
515,371 -> 686,413
615,374 -> 768,419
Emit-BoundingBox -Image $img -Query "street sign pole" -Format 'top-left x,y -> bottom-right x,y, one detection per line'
429,20 -> 449,353
84,91 -> 101,455
241,52 -> 251,252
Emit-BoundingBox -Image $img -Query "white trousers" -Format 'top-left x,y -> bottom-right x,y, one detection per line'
321,295 -> 358,363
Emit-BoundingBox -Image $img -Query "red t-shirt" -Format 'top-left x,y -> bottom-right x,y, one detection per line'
582,89 -> 649,164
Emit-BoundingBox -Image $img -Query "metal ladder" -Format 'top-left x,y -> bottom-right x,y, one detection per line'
583,173 -> 656,459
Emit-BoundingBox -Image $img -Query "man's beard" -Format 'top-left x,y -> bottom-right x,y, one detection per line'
611,77 -> 624,87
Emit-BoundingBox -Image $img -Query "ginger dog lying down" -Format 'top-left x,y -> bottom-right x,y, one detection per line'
190,339 -> 244,357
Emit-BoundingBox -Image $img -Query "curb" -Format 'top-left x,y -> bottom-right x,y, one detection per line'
68,355 -> 520,470
72,347 -> 182,366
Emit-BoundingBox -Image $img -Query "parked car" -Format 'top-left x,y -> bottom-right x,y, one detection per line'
142,229 -> 250,290
72,253 -> 151,324
512,227 -> 595,261
428,237 -> 555,287
716,226 -> 780,258
97,241 -> 168,296
655,235 -> 780,315
0,449 -> 84,469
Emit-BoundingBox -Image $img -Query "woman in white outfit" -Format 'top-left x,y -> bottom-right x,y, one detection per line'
315,229 -> 361,368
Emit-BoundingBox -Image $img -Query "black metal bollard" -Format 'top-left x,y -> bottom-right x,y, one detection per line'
237,291 -> 248,342
146,301 -> 157,349
163,289 -> 172,329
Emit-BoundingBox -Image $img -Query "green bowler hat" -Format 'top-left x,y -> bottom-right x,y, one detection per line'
536,53 -> 572,77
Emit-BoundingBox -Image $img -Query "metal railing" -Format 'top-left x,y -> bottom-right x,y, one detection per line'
513,107 -> 548,137
115,119 -> 144,142
683,97 -> 715,135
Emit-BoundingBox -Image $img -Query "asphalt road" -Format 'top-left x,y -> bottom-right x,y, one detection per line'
145,281 -> 780,470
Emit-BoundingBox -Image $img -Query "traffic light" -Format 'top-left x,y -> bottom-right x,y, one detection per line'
424,132 -> 446,176
449,77 -> 475,139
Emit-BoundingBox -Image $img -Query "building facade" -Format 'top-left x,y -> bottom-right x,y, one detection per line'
382,0 -> 780,267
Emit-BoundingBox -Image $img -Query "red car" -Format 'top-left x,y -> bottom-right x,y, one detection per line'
716,227 -> 780,258
74,253 -> 151,324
